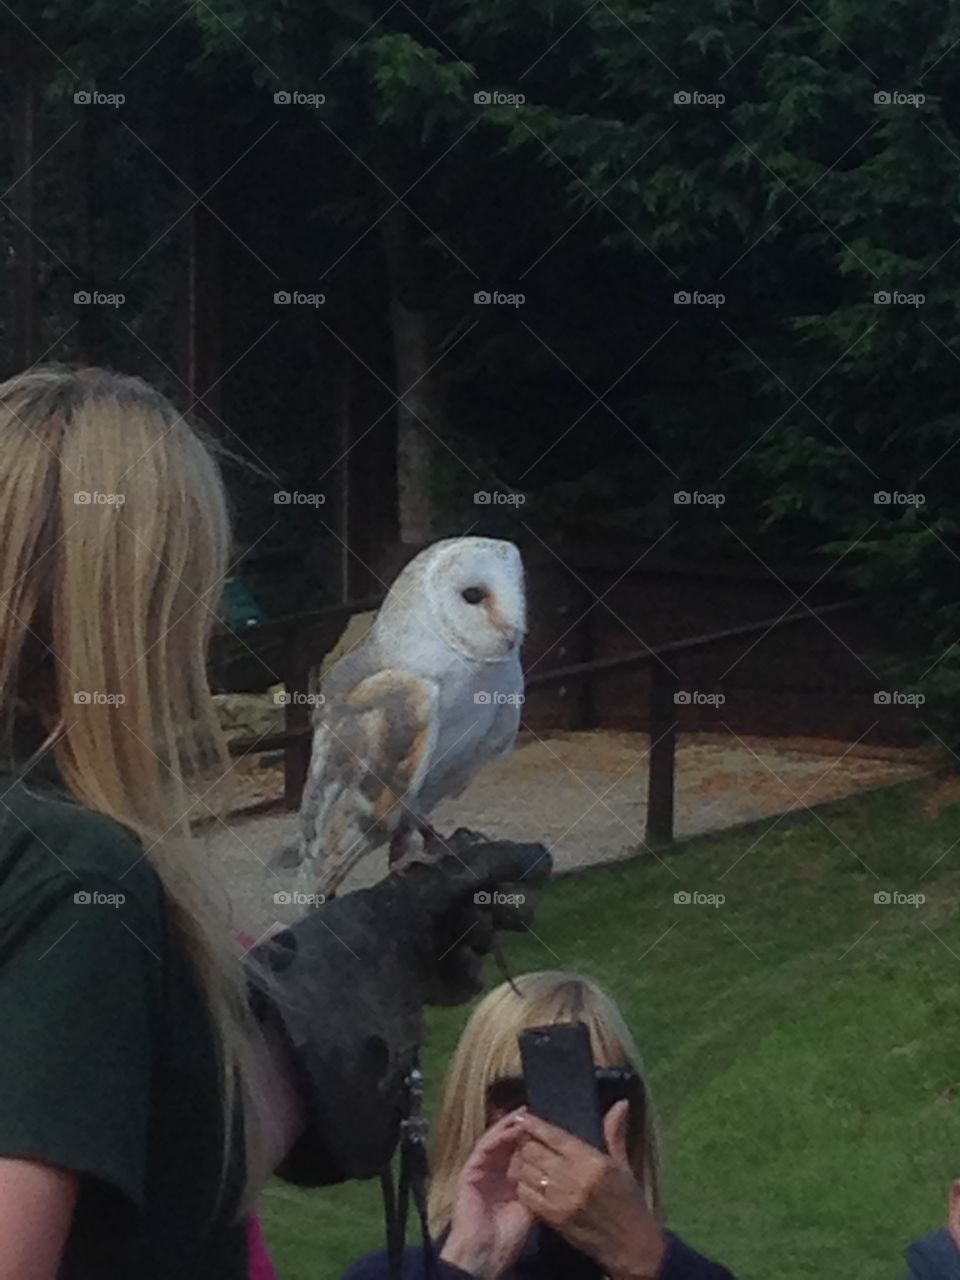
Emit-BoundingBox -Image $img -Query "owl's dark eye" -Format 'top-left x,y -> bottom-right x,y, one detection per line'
461,586 -> 487,605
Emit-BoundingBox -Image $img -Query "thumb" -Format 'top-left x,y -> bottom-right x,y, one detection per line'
603,1099 -> 631,1166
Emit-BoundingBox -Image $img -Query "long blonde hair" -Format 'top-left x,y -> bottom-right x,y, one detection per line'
428,971 -> 663,1235
0,364 -> 264,1209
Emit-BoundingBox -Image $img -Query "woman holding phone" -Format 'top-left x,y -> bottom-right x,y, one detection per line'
345,971 -> 736,1280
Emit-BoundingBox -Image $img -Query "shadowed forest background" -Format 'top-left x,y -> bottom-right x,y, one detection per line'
3,1 -> 960,732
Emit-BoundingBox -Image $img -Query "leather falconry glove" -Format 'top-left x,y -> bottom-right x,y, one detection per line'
248,828 -> 551,1183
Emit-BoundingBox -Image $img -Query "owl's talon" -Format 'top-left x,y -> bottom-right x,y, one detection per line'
390,848 -> 443,876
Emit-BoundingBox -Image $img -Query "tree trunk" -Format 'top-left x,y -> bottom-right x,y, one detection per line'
378,186 -> 445,546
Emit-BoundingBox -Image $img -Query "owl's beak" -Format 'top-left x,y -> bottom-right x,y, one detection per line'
503,625 -> 521,652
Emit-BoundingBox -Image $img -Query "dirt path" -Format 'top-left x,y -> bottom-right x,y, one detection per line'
206,730 -> 931,939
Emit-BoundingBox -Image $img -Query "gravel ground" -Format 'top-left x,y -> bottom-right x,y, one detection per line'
205,730 -> 931,939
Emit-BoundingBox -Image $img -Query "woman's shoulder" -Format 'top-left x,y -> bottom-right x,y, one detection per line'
661,1231 -> 737,1279
340,1237 -> 736,1280
0,773 -> 162,909
341,1245 -> 473,1280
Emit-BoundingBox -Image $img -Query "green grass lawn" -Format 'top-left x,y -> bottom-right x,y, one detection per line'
260,780 -> 960,1280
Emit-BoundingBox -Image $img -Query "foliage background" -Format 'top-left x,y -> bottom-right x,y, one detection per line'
4,1 -> 960,711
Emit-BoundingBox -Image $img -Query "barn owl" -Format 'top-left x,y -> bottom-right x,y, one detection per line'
288,537 -> 526,898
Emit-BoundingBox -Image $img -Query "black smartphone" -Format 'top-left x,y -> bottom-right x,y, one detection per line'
518,1021 -> 605,1150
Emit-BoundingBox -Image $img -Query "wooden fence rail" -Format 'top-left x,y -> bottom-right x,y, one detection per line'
212,598 -> 859,844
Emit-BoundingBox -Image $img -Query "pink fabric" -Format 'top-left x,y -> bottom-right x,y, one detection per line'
247,1214 -> 279,1280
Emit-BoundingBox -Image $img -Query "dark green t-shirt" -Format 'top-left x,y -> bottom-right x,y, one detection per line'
0,771 -> 248,1277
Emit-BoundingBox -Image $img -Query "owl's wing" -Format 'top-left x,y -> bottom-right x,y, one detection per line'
293,668 -> 440,898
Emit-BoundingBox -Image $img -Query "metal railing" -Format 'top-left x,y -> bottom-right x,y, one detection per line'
212,597 -> 858,844
525,600 -> 857,845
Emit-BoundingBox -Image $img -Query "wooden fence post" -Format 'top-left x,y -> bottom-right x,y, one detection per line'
283,627 -> 313,808
574,601 -> 597,730
645,662 -> 678,847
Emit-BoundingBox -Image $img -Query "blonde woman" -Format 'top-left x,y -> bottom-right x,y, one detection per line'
0,364 -> 547,1279
345,973 -> 735,1280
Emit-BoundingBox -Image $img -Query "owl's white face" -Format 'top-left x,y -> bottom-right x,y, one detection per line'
374,537 -> 527,669
427,537 -> 529,665
421,537 -> 526,663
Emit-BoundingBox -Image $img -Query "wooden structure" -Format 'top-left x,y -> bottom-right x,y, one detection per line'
212,596 -> 861,848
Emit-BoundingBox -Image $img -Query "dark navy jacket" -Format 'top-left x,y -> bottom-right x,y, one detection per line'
342,1230 -> 736,1280
904,1229 -> 960,1279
